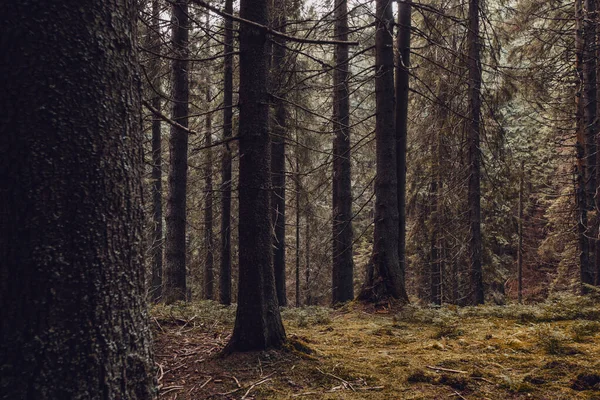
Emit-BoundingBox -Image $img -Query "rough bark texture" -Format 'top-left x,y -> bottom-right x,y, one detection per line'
467,0 -> 485,305
204,87 -> 215,300
518,161 -> 524,304
219,0 -> 234,305
225,0 -> 287,352
271,0 -> 288,307
0,1 -> 156,398
332,0 -> 355,305
358,0 -> 409,303
396,0 -> 412,303
150,0 -> 164,303
576,0 -> 593,291
164,0 -> 190,304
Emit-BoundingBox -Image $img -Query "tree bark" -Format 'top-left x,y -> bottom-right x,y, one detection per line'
396,0 -> 412,305
0,1 -> 156,397
271,0 -> 288,307
517,161 -> 524,304
204,86 -> 215,300
150,0 -> 164,302
332,0 -> 355,305
467,0 -> 485,305
219,0 -> 234,305
225,0 -> 286,352
164,0 -> 190,304
358,0 -> 409,303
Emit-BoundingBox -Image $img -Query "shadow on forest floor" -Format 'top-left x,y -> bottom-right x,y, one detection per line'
152,295 -> 600,399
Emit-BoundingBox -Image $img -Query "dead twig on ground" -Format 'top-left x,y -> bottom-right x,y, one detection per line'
427,365 -> 468,374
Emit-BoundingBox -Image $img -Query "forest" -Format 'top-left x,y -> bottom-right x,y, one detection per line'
2,0 -> 600,398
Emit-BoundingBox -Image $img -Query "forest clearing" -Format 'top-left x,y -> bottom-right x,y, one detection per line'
153,297 -> 600,399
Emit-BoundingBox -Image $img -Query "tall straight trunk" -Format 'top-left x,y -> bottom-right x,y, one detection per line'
219,0 -> 234,305
584,0 -> 597,285
271,0 -> 288,306
204,86 -> 215,300
517,161 -> 524,304
467,0 -> 484,305
595,0 -> 600,286
396,0 -> 411,303
150,0 -> 164,302
576,0 -> 593,291
295,162 -> 301,307
358,0 -> 409,303
0,0 -> 155,397
305,208 -> 312,305
332,0 -> 355,304
225,0 -> 286,352
164,0 -> 190,304
430,177 -> 441,305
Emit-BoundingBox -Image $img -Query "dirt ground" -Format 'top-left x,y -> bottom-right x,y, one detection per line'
152,299 -> 600,399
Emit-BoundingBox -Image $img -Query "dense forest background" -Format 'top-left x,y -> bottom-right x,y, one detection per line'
140,0 -> 599,307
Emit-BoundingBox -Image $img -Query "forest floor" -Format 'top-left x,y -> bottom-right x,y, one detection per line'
152,295 -> 600,399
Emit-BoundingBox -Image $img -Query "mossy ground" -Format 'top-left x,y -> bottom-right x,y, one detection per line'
152,297 -> 600,399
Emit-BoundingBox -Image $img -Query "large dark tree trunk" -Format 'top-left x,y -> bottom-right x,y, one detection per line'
358,0 -> 409,303
204,86 -> 215,300
164,0 -> 190,303
332,0 -> 355,305
0,1 -> 156,398
467,0 -> 485,305
150,0 -> 164,302
219,0 -> 234,305
225,0 -> 286,352
271,0 -> 288,307
396,0 -> 411,302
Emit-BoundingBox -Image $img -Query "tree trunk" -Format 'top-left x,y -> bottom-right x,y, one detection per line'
584,0 -> 597,286
204,86 -> 215,300
150,0 -> 164,302
358,0 -> 409,303
467,0 -> 485,305
396,0 -> 411,304
219,0 -> 234,305
164,0 -> 190,304
271,0 -> 288,307
296,160 -> 302,307
225,0 -> 286,352
332,0 -> 355,305
576,0 -> 593,292
0,1 -> 156,398
517,161 -> 524,304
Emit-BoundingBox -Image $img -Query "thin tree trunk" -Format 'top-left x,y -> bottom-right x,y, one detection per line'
296,159 -> 301,307
204,86 -> 215,300
332,0 -> 355,304
271,0 -> 288,307
164,0 -> 190,304
467,0 -> 484,305
358,0 -> 409,303
0,1 -> 155,397
576,0 -> 593,292
306,207 -> 312,305
219,0 -> 234,305
225,0 -> 286,352
584,0 -> 597,285
517,161 -> 524,304
396,0 -> 411,303
150,0 -> 164,302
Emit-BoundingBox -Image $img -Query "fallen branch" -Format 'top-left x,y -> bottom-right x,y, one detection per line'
426,366 -> 468,374
317,368 -> 355,392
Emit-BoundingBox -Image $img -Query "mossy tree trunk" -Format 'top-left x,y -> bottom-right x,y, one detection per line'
0,0 -> 156,398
